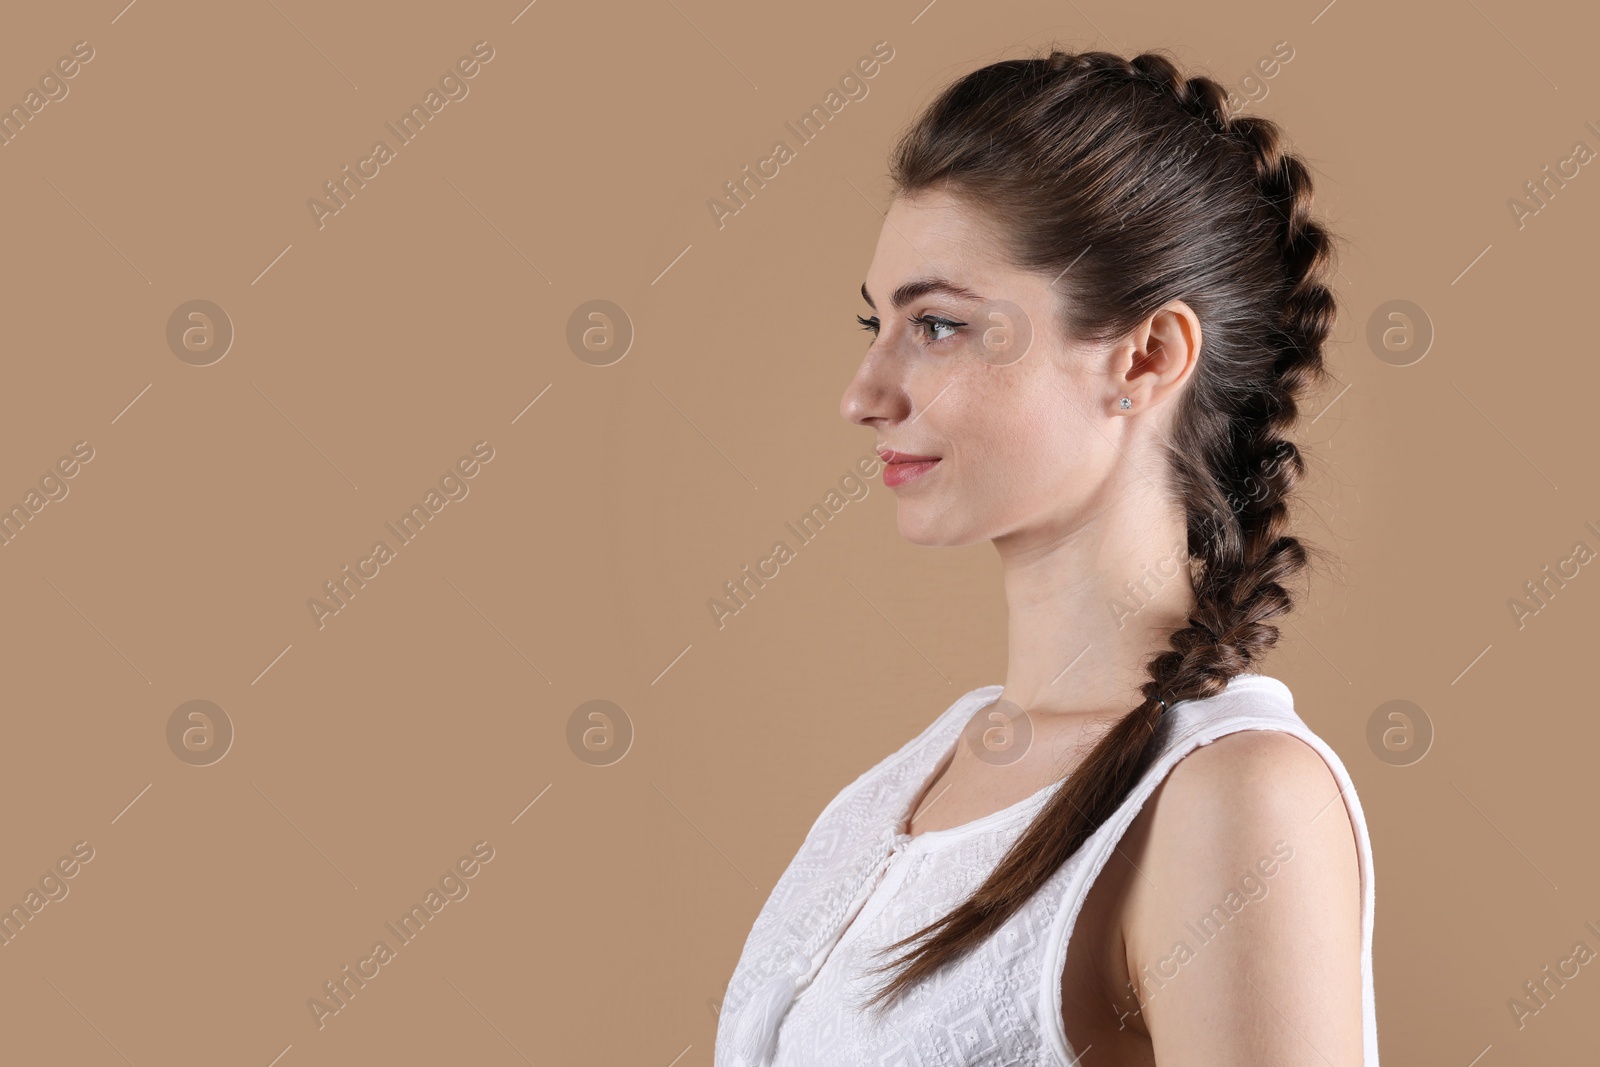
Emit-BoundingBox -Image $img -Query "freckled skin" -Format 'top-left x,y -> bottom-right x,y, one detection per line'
842,192 -> 1126,550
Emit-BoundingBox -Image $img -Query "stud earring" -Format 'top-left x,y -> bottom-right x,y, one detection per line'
1119,397 -> 1132,410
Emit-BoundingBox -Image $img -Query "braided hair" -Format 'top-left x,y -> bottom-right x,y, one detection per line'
860,47 -> 1341,1011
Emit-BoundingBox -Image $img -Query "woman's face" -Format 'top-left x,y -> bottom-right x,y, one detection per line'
840,189 -> 1125,549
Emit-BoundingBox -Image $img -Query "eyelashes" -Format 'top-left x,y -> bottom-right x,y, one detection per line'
855,313 -> 968,344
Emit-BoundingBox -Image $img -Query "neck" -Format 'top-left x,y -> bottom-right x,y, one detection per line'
993,492 -> 1194,718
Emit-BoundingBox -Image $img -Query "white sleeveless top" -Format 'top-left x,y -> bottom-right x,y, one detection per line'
714,673 -> 1379,1066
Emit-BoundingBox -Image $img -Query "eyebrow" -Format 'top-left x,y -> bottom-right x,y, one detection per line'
860,278 -> 987,311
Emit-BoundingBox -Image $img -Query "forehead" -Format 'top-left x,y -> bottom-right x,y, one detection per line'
864,190 -> 1065,325
864,189 -> 1036,307
871,191 -> 995,274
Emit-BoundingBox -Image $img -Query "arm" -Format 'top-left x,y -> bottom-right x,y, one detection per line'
1121,729 -> 1363,1066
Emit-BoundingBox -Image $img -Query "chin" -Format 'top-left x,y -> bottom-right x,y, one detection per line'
895,506 -> 978,548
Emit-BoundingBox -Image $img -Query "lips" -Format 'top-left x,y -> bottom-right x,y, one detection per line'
878,449 -> 940,488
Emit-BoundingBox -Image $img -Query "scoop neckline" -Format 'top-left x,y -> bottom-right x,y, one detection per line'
891,673 -> 1285,850
890,685 -> 1060,850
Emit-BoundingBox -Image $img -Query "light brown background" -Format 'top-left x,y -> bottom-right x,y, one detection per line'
0,0 -> 1594,1063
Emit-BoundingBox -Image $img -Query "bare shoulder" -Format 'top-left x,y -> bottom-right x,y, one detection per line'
1117,728 -> 1365,1063
1145,728 -> 1360,908
1163,727 -> 1349,831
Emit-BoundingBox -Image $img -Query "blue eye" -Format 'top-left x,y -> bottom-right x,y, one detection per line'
853,313 -> 966,343
909,314 -> 964,342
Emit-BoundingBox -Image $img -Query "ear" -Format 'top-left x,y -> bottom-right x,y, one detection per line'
1111,301 -> 1201,415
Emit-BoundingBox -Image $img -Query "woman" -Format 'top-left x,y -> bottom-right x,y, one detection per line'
715,48 -> 1377,1066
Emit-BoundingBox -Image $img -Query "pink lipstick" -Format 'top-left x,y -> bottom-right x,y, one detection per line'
878,448 -> 941,488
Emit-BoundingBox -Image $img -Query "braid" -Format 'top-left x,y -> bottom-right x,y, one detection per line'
1060,50 -> 1335,705
860,44 -> 1342,1012
1128,50 -> 1336,682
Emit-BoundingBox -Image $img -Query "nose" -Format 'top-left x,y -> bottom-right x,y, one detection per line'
839,347 -> 911,428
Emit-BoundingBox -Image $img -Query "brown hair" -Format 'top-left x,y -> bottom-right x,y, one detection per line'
860,47 -> 1341,1010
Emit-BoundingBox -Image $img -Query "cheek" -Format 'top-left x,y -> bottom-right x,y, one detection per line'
940,381 -> 1064,479
913,350 -> 1086,468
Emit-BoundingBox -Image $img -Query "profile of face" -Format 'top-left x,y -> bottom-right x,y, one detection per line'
840,188 -> 1197,549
